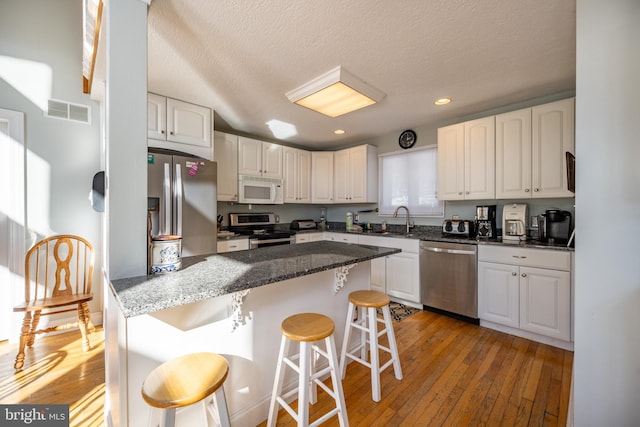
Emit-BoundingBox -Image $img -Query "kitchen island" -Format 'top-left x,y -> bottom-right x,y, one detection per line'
105,241 -> 400,427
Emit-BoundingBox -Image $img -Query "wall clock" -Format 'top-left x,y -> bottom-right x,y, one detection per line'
398,129 -> 417,149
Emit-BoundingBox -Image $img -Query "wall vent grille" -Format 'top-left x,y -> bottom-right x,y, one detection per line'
46,99 -> 91,124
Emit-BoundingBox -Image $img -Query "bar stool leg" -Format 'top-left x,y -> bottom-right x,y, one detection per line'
205,387 -> 231,427
159,408 -> 175,427
359,306 -> 367,361
339,302 -> 355,379
367,306 -> 382,402
325,334 -> 349,427
267,336 -> 290,427
381,305 -> 403,380
298,341 -> 311,427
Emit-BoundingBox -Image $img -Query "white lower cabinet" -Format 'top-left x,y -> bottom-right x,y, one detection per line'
478,245 -> 572,346
295,232 -> 323,243
358,235 -> 420,306
217,238 -> 249,253
323,232 -> 359,243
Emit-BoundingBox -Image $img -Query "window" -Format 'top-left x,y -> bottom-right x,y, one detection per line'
378,146 -> 444,216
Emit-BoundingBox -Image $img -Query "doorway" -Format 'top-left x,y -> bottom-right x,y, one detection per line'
0,108 -> 26,342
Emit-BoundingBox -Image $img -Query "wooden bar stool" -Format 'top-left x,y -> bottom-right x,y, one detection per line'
339,290 -> 403,402
141,352 -> 231,427
267,313 -> 349,427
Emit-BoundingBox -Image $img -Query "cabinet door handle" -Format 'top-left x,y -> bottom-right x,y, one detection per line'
524,188 -> 530,192
511,272 -> 517,276
534,188 -> 539,192
521,273 -> 527,277
161,130 -> 165,134
170,131 -> 174,135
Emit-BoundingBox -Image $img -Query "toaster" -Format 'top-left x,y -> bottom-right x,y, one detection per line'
290,219 -> 317,230
442,219 -> 475,237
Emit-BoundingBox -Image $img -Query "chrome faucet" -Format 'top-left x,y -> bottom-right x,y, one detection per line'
393,205 -> 413,234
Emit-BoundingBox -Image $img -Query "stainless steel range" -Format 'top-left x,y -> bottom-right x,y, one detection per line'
228,212 -> 294,249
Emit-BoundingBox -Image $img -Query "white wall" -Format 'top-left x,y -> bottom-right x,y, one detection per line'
574,1 -> 640,425
0,0 -> 102,331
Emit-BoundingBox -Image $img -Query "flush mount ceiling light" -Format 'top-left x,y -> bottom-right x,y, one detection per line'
434,98 -> 452,106
286,66 -> 386,118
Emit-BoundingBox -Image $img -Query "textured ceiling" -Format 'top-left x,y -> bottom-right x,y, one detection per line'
147,0 -> 575,149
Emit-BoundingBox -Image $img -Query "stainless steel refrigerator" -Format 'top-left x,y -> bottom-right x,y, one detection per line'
147,151 -> 217,256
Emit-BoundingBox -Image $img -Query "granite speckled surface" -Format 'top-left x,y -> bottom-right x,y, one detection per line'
305,224 -> 574,252
110,241 -> 400,318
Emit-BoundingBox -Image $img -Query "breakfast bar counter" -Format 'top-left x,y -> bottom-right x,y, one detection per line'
110,240 -> 400,317
105,241 -> 399,427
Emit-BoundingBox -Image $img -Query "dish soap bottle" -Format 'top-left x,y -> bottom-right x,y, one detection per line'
346,212 -> 353,231
381,220 -> 387,232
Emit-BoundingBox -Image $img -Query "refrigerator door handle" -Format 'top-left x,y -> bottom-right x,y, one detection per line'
175,163 -> 183,236
163,163 -> 171,235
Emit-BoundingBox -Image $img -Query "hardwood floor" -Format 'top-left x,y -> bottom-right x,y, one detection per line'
0,311 -> 573,427
0,327 -> 105,427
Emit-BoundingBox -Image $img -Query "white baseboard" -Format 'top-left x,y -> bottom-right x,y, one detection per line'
479,320 -> 574,351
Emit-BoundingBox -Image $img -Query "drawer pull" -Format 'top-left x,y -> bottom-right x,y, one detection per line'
512,255 -> 527,259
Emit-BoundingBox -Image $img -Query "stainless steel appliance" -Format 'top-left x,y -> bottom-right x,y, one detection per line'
475,205 -> 497,238
290,219 -> 317,230
442,219 -> 475,238
538,209 -> 572,244
147,151 -> 217,257
228,212 -> 293,249
238,175 -> 284,204
502,203 -> 528,241
420,241 -> 478,321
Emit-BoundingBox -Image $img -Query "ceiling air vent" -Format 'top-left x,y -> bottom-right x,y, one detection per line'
46,99 -> 91,124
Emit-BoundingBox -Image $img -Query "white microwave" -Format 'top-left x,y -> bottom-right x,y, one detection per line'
238,175 -> 284,204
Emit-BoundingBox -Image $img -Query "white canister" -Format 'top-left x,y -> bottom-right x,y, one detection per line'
151,235 -> 182,274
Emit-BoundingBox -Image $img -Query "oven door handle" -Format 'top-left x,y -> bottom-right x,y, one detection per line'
250,237 -> 293,245
422,246 -> 476,255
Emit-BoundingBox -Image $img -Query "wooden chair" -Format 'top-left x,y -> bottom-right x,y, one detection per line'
13,234 -> 95,371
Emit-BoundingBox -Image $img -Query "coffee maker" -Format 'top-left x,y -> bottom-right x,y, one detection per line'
475,205 -> 497,238
538,209 -> 572,244
502,204 -> 528,241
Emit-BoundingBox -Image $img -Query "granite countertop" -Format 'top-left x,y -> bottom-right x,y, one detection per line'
110,241 -> 400,318
298,224 -> 574,252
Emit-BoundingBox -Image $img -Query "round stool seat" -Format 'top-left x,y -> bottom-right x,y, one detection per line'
281,313 -> 334,342
348,290 -> 390,308
142,352 -> 228,409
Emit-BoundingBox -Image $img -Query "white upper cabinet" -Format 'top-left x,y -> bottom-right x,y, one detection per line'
147,93 -> 213,160
496,108 -> 532,198
311,151 -> 334,204
531,98 -> 575,198
213,131 -> 238,202
238,136 -> 283,179
496,97 -> 575,199
334,144 -> 378,203
283,146 -> 311,203
437,117 -> 495,200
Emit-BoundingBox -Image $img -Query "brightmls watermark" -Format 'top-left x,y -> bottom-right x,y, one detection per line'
0,404 -> 69,426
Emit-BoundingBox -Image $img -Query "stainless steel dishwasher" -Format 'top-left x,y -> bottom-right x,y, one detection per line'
420,241 -> 478,321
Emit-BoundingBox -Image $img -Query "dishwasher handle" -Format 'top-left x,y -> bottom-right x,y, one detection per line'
421,246 -> 476,255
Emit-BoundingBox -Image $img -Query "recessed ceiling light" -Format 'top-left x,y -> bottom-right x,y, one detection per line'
434,98 -> 452,106
334,129 -> 345,135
